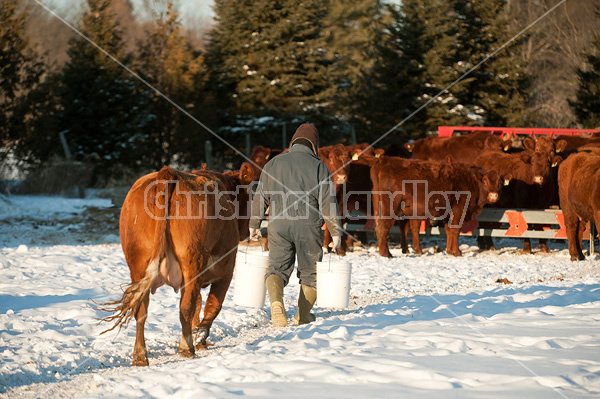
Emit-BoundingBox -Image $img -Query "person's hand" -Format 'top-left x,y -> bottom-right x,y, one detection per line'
329,236 -> 341,250
249,228 -> 262,241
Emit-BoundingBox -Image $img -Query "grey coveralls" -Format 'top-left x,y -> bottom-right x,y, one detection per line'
249,144 -> 342,289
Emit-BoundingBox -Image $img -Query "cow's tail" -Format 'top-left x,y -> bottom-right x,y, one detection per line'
95,166 -> 177,335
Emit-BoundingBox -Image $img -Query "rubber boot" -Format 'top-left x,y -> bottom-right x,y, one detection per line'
266,274 -> 288,327
294,285 -> 317,325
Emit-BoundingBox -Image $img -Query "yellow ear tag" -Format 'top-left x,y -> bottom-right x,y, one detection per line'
352,153 -> 359,161
504,179 -> 510,186
375,153 -> 381,158
552,161 -> 558,167
265,154 -> 270,160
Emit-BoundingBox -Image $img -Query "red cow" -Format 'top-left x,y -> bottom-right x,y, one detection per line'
371,156 -> 503,257
333,154 -> 382,254
553,135 -> 600,151
98,164 -> 254,366
522,136 -> 567,156
248,145 -> 283,180
319,144 -> 351,251
558,151 -> 600,261
345,143 -> 375,158
405,131 -> 510,163
474,150 -> 561,251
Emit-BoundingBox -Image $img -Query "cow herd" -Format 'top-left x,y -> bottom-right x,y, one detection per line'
102,130 -> 600,366
251,131 -> 599,261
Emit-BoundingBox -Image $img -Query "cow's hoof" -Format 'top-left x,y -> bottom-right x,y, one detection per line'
413,249 -> 423,255
132,354 -> 149,367
519,249 -> 532,255
178,349 -> 194,359
132,350 -> 148,367
380,251 -> 393,258
194,327 -> 209,344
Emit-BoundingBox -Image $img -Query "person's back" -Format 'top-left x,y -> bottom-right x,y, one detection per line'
257,144 -> 337,225
249,124 -> 342,327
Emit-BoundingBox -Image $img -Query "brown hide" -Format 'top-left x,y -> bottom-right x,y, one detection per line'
319,144 -> 350,185
410,131 -> 507,164
248,146 -> 283,180
100,164 -> 254,366
558,152 -> 600,261
553,135 -> 600,151
370,156 -> 502,257
522,136 -> 567,156
323,155 -> 380,255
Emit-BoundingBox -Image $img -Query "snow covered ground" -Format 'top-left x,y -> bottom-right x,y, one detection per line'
1,195 -> 600,398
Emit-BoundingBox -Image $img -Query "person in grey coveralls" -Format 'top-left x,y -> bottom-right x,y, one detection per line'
248,123 -> 342,327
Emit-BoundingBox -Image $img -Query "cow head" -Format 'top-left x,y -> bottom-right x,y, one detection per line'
350,147 -> 374,160
481,169 -> 503,204
523,136 -> 567,157
248,145 -> 272,180
320,144 -> 350,186
530,151 -> 556,186
223,162 -> 255,240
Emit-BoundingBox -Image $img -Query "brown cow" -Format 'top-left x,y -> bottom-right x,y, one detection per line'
553,135 -> 600,151
248,145 -> 283,180
474,151 -> 558,191
406,131 -> 510,163
332,154 -> 383,254
474,150 -> 561,252
522,136 -> 567,156
371,156 -> 503,257
319,144 -> 351,252
558,151 -> 600,261
98,164 -> 254,366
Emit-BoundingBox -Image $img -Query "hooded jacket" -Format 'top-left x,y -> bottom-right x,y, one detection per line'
249,124 -> 342,237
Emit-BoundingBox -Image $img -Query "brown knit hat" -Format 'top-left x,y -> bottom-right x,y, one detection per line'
289,123 -> 319,154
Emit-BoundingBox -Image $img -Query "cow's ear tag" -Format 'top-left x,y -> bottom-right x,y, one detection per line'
352,153 -> 359,161
265,154 -> 270,160
552,161 -> 558,167
375,153 -> 381,158
504,179 -> 510,186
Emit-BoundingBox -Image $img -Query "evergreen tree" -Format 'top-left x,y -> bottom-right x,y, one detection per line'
135,1 -> 207,168
60,0 -> 148,178
322,0 -> 385,130
455,0 -> 529,127
0,0 -> 57,164
207,0 -> 333,124
365,0 -> 465,139
571,33 -> 600,128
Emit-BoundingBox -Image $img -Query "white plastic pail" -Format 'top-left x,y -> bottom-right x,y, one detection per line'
233,251 -> 269,308
316,259 -> 352,308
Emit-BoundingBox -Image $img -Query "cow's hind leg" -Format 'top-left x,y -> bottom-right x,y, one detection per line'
565,211 -> 585,261
521,238 -> 532,254
133,291 -> 150,366
376,218 -> 395,258
192,291 -> 203,330
538,238 -> 550,253
398,220 -> 409,254
178,274 -> 201,358
409,219 -> 422,254
196,257 -> 234,349
444,224 -> 462,257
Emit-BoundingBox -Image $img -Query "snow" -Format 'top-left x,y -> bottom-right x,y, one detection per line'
1,195 -> 600,398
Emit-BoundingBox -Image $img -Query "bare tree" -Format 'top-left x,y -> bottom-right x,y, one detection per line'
508,0 -> 600,128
